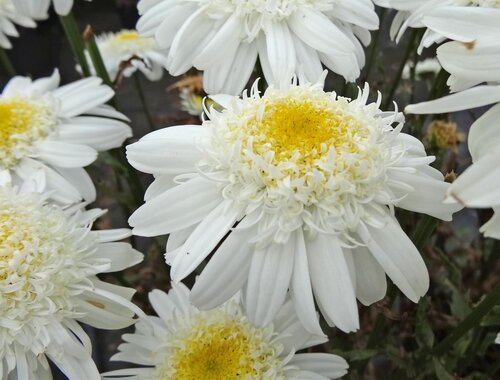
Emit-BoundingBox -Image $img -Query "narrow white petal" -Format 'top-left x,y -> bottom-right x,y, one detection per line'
245,239 -> 295,327
359,217 -> 429,303
307,233 -> 359,332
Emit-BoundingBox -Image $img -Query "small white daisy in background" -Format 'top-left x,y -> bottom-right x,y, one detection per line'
13,0 -> 92,18
374,0 -> 500,53
405,13 -> 500,239
127,79 -> 461,334
0,69 -> 132,204
85,30 -> 166,83
168,74 -> 214,118
0,186 -> 143,380
0,0 -> 37,49
402,57 -> 441,80
136,0 -> 379,94
102,283 -> 348,380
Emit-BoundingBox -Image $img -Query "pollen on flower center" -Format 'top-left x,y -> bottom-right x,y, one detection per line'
0,97 -> 57,169
153,306 -> 285,379
257,96 -> 370,165
107,30 -> 156,53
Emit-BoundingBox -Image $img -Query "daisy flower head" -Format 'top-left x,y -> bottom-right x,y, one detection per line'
0,186 -> 144,379
86,29 -> 167,82
136,0 -> 379,94
0,70 -> 132,204
128,78 -> 461,334
0,0 -> 37,49
102,283 -> 348,380
374,0 -> 500,53
13,0 -> 92,18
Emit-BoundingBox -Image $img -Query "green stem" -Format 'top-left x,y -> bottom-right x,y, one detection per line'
433,283 -> 500,356
0,48 -> 15,76
383,28 -> 420,110
59,13 -> 90,77
83,25 -> 112,86
362,8 -> 386,83
133,73 -> 155,131
412,215 -> 438,251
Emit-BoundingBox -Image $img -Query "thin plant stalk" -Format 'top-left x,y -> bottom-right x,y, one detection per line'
133,73 -> 155,131
433,283 -> 500,356
59,13 -> 90,77
383,28 -> 420,110
0,48 -> 15,76
83,25 -> 113,87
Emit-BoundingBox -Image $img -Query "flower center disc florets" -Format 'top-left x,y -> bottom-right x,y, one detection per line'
106,30 -> 156,54
0,96 -> 57,169
205,84 -> 394,237
154,304 -> 285,379
0,190 -> 96,343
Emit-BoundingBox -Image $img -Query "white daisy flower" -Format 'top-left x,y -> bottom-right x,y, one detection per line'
13,0 -> 92,18
374,0 -> 500,52
127,79 -> 461,334
0,186 -> 144,380
136,0 -> 379,94
0,0 -> 37,49
86,30 -> 166,82
496,333 -> 500,344
102,283 -> 348,380
0,70 -> 132,204
402,57 -> 441,80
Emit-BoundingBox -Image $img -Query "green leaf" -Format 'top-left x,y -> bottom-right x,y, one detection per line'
343,349 -> 378,361
480,305 -> 500,326
433,358 -> 455,380
416,297 -> 435,348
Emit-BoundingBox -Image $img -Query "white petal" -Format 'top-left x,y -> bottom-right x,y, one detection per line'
307,233 -> 359,332
359,217 -> 429,303
351,246 -> 387,306
289,353 -> 349,379
35,140 -> 97,168
170,201 -> 240,282
245,239 -> 295,327
190,223 -> 255,310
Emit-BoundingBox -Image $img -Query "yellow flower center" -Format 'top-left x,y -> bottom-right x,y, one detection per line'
256,97 -> 369,165
112,30 -> 142,42
0,97 -> 56,169
154,308 -> 285,379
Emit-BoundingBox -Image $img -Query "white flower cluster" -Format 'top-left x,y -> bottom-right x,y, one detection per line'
2,0 -> 500,378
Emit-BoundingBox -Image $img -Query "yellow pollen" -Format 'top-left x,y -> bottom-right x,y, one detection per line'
112,31 -> 142,42
0,97 -> 56,169
257,98 -> 367,162
155,310 -> 284,379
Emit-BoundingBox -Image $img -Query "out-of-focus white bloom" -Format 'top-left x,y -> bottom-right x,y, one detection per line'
137,0 -> 379,94
127,79 -> 460,334
179,88 -> 204,117
405,13 -> 500,239
102,284 -> 348,380
374,0 -> 500,52
0,70 -> 132,204
13,0 -> 92,18
0,0 -> 37,49
496,333 -> 500,344
86,30 -> 166,82
0,186 -> 143,380
402,57 -> 441,80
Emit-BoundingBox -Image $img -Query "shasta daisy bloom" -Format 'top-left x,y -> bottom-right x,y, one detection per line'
0,0 -> 37,49
85,30 -> 166,82
13,0 -> 92,18
374,0 -> 500,53
0,186 -> 144,380
102,284 -> 348,380
136,0 -> 379,94
128,80 -> 461,334
0,70 -> 132,204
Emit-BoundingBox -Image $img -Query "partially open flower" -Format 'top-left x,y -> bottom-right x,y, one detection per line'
0,70 -> 131,204
0,186 -> 143,380
102,284 -> 348,380
137,0 -> 379,94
